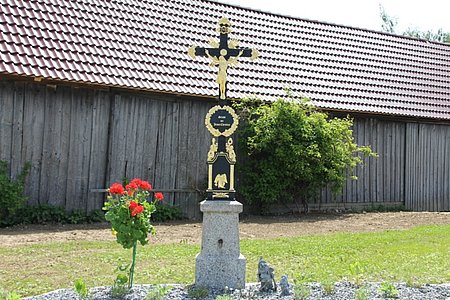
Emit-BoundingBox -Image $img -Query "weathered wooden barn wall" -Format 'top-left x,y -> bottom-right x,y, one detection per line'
106,91 -> 213,219
318,118 -> 406,207
0,80 -> 212,219
0,80 -> 449,217
317,117 -> 450,212
404,123 -> 450,211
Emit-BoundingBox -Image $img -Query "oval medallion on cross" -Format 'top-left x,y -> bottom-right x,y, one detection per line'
205,105 -> 239,137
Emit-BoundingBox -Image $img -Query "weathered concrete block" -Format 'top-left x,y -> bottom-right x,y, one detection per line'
195,200 -> 246,289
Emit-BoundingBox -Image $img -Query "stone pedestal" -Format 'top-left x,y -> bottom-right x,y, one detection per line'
195,200 -> 246,289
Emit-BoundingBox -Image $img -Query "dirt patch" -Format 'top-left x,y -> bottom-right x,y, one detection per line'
0,212 -> 449,247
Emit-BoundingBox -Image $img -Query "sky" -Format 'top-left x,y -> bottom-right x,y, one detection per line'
219,0 -> 450,34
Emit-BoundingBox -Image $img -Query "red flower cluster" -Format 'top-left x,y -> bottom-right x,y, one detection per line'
109,183 -> 125,195
107,178 -> 163,205
155,192 -> 164,201
126,178 -> 152,192
129,201 -> 144,217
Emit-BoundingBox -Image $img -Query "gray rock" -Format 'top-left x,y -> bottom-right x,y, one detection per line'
23,282 -> 450,300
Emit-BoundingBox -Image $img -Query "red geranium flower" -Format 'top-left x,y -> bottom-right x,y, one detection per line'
130,178 -> 152,191
129,201 -> 138,210
125,182 -> 138,191
130,203 -> 144,217
109,183 -> 125,195
139,180 -> 152,191
155,192 -> 164,201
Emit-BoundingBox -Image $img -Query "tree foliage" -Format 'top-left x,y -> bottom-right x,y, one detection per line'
379,5 -> 397,34
233,93 -> 376,211
379,5 -> 450,43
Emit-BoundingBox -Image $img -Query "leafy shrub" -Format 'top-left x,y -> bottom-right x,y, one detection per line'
354,285 -> 370,300
379,281 -> 398,298
293,282 -> 311,300
233,93 -> 376,211
187,285 -> 209,299
0,161 -> 31,226
3,199 -> 180,227
74,278 -> 90,300
146,285 -> 170,300
321,280 -> 335,295
111,273 -> 129,298
152,204 -> 182,222
11,204 -> 105,225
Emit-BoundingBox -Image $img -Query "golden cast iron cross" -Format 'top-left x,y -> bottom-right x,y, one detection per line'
188,17 -> 258,103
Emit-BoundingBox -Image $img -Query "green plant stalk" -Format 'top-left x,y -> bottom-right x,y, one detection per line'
129,241 -> 137,288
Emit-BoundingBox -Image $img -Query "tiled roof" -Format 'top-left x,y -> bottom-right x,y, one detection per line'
1,0 -> 449,120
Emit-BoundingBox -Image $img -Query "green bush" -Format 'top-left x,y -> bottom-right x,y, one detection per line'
152,204 -> 182,222
3,201 -> 181,227
233,92 -> 376,211
0,161 -> 31,226
8,204 -> 105,226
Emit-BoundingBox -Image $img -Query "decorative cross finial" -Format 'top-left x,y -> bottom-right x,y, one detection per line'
188,17 -> 259,102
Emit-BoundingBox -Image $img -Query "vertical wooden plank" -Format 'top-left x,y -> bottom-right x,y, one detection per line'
356,119 -> 364,203
419,124 -> 425,211
404,123 -> 415,210
370,118 -> 377,204
107,94 -> 128,184
404,123 -> 410,209
170,101 -> 180,201
394,122 -> 401,203
0,81 -> 13,163
65,88 -> 94,212
377,120 -> 383,202
425,125 -> 432,211
126,95 -> 141,179
145,97 -> 161,186
10,82 -> 25,178
87,90 -> 111,211
175,100 -> 190,211
21,84 -> 45,205
154,100 -> 170,201
38,86 -> 56,204
363,118 -> 371,204
444,126 -> 450,211
436,125 -> 443,211
398,122 -> 405,206
431,125 -> 438,211
385,121 -> 392,202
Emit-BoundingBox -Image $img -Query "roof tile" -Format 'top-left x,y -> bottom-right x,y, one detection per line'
0,0 -> 449,119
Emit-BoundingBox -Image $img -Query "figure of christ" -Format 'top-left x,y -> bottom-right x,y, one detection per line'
206,49 -> 244,100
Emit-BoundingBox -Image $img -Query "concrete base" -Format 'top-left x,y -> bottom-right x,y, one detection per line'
195,200 -> 246,289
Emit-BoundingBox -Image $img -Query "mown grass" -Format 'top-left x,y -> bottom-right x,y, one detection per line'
0,225 -> 449,297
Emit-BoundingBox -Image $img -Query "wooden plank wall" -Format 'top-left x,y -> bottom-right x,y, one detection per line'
405,123 -> 450,211
319,118 -> 406,207
0,81 -> 211,219
318,117 -> 450,211
107,92 -> 212,219
1,80 -> 449,218
0,81 -> 111,212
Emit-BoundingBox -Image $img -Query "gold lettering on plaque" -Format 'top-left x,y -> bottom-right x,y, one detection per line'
205,105 -> 239,137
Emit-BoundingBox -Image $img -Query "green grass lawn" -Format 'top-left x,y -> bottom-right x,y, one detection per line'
0,225 -> 449,297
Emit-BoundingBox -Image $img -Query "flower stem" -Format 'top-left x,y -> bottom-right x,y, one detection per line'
129,241 -> 137,289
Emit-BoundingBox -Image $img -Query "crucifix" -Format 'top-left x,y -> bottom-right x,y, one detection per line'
189,16 -> 259,290
188,17 -> 259,201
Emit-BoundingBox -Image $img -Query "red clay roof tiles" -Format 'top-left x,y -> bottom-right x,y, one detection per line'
0,0 -> 449,119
